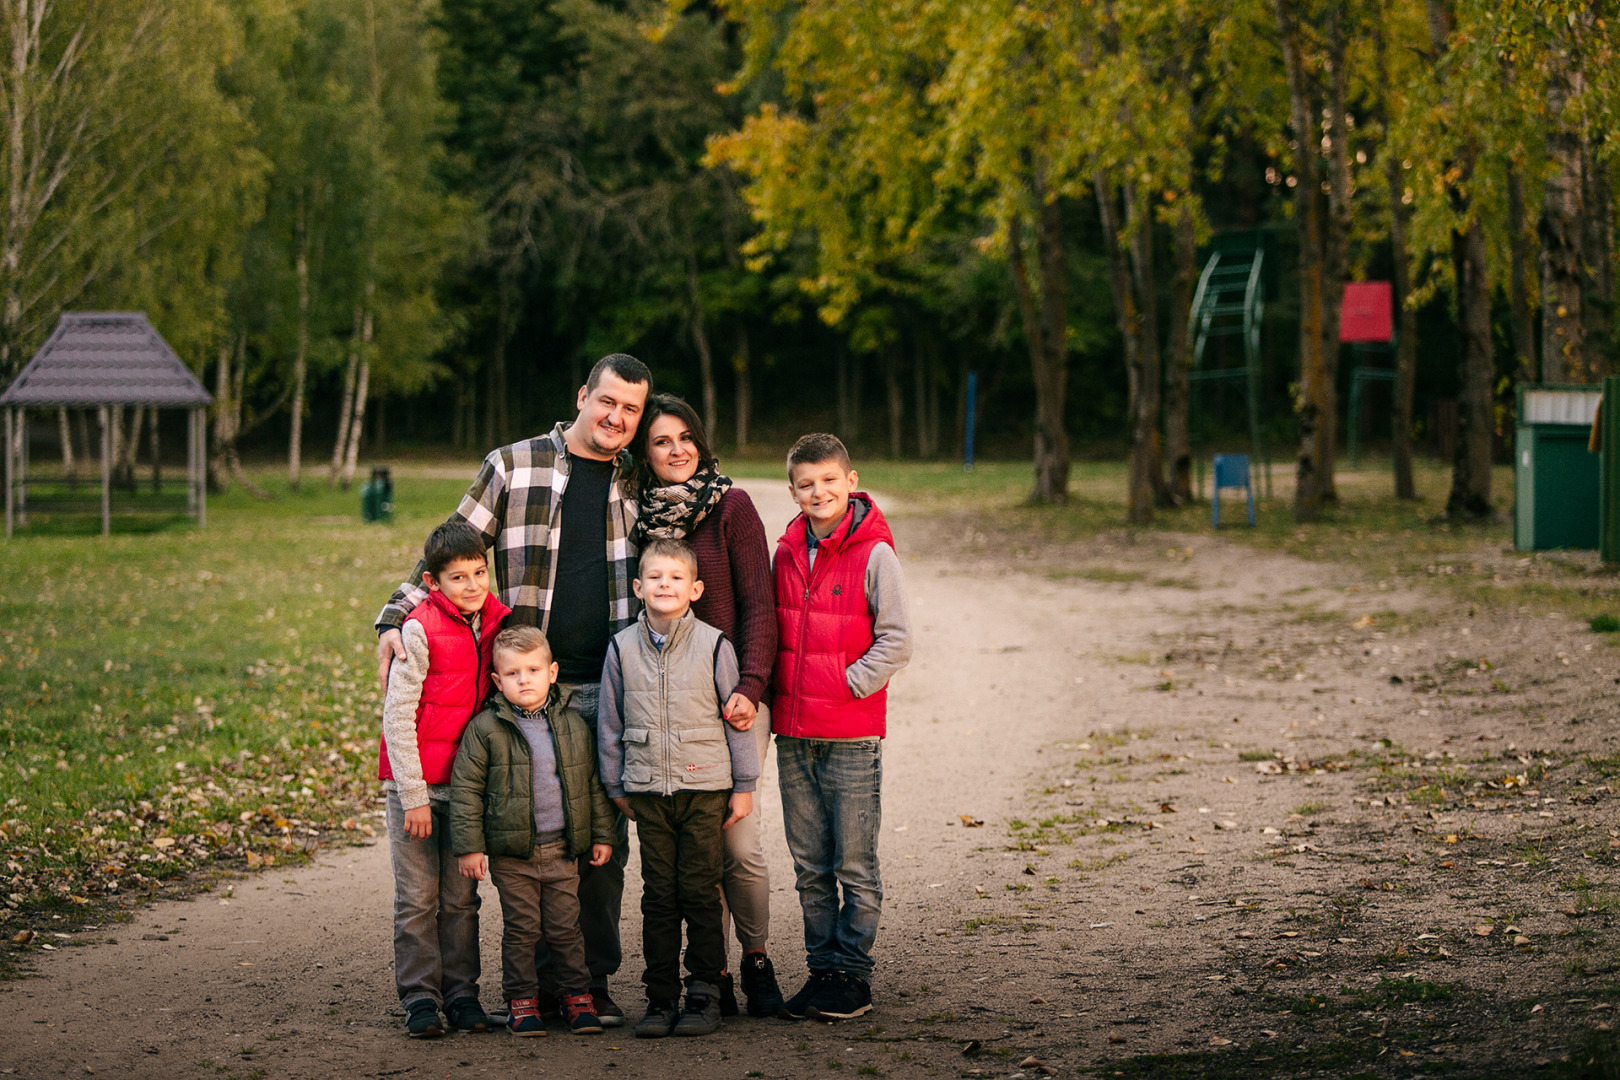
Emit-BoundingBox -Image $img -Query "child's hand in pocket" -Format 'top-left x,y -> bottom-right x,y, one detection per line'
723,791 -> 753,829
457,853 -> 487,881
612,797 -> 635,821
589,844 -> 613,867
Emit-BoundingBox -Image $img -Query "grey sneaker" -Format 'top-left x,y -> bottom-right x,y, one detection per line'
634,998 -> 680,1039
672,980 -> 722,1036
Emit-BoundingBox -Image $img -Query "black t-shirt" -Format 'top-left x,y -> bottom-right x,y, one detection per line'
548,456 -> 615,683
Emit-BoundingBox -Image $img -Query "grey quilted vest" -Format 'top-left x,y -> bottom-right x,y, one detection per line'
614,611 -> 733,795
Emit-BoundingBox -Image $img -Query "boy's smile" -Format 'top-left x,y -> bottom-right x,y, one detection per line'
633,554 -> 704,635
789,460 -> 859,538
425,556 -> 489,615
492,646 -> 558,711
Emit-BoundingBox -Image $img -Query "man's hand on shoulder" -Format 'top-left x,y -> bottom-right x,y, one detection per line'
377,628 -> 405,691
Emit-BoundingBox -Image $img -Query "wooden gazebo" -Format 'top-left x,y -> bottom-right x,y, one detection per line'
1,312 -> 211,536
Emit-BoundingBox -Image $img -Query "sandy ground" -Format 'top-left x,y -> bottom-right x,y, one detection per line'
2,480 -> 1618,1079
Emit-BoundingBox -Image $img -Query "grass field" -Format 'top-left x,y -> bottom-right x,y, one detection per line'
2,451 -> 1614,938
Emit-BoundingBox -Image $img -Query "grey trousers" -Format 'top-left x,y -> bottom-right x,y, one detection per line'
720,709 -> 774,958
386,790 -> 481,1008
490,840 -> 590,1001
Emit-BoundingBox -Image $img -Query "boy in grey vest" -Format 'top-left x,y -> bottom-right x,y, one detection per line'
597,539 -> 760,1038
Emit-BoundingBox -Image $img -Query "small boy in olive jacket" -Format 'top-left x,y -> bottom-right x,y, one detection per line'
450,625 -> 617,1037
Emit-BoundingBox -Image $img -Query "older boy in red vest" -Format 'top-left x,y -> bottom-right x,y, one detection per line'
771,434 -> 912,1022
379,522 -> 511,1038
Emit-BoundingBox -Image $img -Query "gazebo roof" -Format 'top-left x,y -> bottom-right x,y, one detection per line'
0,312 -> 212,408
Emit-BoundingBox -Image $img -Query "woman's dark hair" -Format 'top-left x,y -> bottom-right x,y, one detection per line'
633,394 -> 718,484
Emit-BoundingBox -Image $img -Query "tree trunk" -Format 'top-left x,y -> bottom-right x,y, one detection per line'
1386,146 -> 1419,499
1448,216 -> 1494,517
1506,161 -> 1538,383
1582,144 -> 1614,374
1126,179 -> 1169,508
732,325 -> 751,449
56,406 -> 74,486
836,342 -> 859,443
289,194 -> 310,491
342,301 -> 372,489
329,305 -> 361,487
1318,7 -> 1353,503
1094,175 -> 1153,522
913,335 -> 935,458
1165,204 -> 1196,504
210,339 -> 231,491
885,351 -> 903,459
222,336 -> 266,497
687,256 -> 719,443
148,406 -> 159,493
1008,189 -> 1071,504
1539,56 -> 1585,383
1274,0 -> 1332,521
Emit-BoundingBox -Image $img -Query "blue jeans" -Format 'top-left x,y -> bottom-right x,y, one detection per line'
776,736 -> 883,980
535,681 -> 629,993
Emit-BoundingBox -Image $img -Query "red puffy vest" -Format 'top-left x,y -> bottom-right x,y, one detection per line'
378,588 -> 511,785
771,494 -> 894,739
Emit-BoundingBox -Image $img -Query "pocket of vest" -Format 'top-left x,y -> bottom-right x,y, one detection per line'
675,730 -> 723,743
623,763 -> 653,786
623,728 -> 651,744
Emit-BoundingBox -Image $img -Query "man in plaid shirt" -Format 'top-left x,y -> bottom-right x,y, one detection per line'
375,352 -> 652,1026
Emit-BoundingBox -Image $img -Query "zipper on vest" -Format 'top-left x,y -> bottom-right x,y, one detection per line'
659,639 -> 672,796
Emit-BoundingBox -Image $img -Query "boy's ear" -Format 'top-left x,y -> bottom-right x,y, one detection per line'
422,571 -> 439,591
690,579 -> 705,602
548,661 -> 559,681
847,469 -> 858,488
632,577 -> 645,599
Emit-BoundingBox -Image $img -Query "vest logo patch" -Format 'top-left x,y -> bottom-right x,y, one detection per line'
686,762 -> 718,772
832,584 -> 842,595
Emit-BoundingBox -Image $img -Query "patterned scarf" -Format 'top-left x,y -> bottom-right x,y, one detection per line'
635,465 -> 733,542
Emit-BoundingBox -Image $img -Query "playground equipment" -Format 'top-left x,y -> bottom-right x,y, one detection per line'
1342,281 -> 1396,466
1189,237 -> 1269,498
1514,385 -> 1601,552
1210,453 -> 1256,528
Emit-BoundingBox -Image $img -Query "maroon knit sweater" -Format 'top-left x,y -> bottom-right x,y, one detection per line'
686,487 -> 777,705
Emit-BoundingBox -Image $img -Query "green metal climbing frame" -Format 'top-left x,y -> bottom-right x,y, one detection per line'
1188,240 -> 1271,498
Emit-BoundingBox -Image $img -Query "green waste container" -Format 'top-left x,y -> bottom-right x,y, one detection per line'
1514,386 -> 1601,551
361,466 -> 394,524
1601,376 -> 1620,564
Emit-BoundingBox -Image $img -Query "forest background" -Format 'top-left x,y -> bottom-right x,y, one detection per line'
2,0 -> 1618,522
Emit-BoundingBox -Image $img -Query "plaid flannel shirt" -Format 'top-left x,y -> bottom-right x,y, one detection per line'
375,423 -> 641,649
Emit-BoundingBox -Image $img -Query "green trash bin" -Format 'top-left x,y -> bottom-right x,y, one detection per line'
1514,386 -> 1601,551
360,466 -> 394,524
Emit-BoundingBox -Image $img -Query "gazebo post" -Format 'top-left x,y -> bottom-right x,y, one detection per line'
186,406 -> 197,523
99,405 -> 111,536
4,407 -> 13,538
17,408 -> 27,527
195,407 -> 207,528
150,407 -> 160,494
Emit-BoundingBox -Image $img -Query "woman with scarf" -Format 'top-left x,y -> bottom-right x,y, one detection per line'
631,393 -> 784,1019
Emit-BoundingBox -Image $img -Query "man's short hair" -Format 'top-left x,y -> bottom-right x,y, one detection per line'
493,624 -> 552,664
786,433 -> 853,475
637,538 -> 699,578
423,522 -> 487,578
586,353 -> 653,394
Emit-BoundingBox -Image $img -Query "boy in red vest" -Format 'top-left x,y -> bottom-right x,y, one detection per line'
771,434 -> 912,1022
378,522 -> 511,1038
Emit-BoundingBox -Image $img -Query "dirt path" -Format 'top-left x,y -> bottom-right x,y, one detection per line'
2,483 -> 1617,1079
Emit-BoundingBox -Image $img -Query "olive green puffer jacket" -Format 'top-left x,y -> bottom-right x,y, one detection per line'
448,686 -> 618,861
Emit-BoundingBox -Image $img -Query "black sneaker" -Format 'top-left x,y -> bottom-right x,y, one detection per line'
739,953 -> 785,1018
780,971 -> 831,1020
445,997 -> 495,1032
717,971 -> 740,1017
673,980 -> 722,1036
806,971 -> 872,1021
590,988 -> 626,1028
634,998 -> 680,1039
405,999 -> 444,1038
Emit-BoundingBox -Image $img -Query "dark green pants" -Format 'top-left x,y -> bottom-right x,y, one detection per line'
628,790 -> 728,1001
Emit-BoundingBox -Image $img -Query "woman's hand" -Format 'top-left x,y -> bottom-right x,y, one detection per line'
723,791 -> 754,829
722,693 -> 756,731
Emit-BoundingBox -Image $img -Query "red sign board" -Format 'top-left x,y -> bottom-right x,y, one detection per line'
1340,281 -> 1393,343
